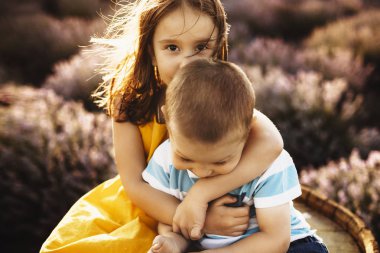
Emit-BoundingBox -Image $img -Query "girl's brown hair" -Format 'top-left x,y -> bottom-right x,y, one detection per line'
92,0 -> 229,124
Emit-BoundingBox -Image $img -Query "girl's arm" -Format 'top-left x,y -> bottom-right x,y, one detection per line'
113,120 -> 180,224
114,120 -> 253,237
173,110 -> 284,239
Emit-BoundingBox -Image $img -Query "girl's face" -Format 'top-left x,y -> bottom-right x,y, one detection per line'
151,4 -> 218,85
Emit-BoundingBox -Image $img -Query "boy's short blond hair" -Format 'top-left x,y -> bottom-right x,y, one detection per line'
165,59 -> 255,143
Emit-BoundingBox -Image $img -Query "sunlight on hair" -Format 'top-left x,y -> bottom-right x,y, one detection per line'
90,0 -> 160,108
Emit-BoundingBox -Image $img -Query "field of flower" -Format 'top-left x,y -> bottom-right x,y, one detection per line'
0,1 -> 379,252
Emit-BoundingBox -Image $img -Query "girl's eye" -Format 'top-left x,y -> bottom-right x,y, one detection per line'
196,44 -> 208,52
167,45 -> 179,52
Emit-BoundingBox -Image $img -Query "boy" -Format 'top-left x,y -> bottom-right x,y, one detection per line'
143,59 -> 328,253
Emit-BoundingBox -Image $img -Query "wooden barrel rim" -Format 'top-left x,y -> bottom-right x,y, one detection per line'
299,184 -> 379,253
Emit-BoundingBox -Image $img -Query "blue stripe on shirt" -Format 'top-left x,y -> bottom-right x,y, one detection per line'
144,159 -> 170,189
254,165 -> 299,198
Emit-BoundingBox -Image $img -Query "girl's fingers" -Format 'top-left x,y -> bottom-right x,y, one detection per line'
216,215 -> 249,231
213,195 -> 237,206
225,205 -> 250,217
220,224 -> 250,237
232,216 -> 250,227
234,222 -> 250,231
230,230 -> 246,237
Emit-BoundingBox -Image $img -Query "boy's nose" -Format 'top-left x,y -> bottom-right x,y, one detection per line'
192,167 -> 213,178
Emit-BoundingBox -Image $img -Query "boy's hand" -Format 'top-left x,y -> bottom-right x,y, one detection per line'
172,193 -> 208,240
203,195 -> 250,236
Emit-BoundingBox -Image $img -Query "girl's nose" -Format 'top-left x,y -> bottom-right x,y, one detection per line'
179,54 -> 202,68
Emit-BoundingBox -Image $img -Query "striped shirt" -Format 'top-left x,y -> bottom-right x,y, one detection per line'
142,140 -> 315,249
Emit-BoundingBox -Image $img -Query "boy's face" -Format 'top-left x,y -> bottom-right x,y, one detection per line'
151,4 -> 218,85
168,123 -> 247,178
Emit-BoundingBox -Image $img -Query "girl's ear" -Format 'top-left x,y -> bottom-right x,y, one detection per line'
161,105 -> 167,118
156,105 -> 166,124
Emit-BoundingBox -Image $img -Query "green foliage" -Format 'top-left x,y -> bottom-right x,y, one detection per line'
0,85 -> 115,253
300,150 -> 380,241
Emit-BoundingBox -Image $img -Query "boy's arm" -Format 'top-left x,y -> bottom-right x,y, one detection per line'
113,120 -> 179,224
202,203 -> 291,253
173,110 -> 284,239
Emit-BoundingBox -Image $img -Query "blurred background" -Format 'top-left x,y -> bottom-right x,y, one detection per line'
0,0 -> 379,252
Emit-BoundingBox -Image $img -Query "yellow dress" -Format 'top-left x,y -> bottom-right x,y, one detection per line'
40,119 -> 167,253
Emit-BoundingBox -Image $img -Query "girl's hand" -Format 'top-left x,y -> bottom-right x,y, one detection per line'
172,193 -> 208,240
203,195 -> 250,236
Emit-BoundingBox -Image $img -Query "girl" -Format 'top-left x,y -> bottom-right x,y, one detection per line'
41,1 -> 283,252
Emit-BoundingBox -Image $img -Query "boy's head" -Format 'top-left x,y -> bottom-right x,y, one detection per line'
165,59 -> 255,178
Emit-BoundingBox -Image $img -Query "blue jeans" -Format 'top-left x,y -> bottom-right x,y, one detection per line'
287,236 -> 329,253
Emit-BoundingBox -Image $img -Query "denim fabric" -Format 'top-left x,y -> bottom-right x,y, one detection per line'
287,236 -> 329,253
